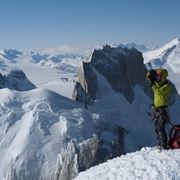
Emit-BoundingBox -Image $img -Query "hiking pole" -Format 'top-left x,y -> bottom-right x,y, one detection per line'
168,120 -> 176,129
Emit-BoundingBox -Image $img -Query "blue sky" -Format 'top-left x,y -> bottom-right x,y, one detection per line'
0,0 -> 180,50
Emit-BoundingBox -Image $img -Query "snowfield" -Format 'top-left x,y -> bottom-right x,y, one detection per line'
75,147 -> 180,180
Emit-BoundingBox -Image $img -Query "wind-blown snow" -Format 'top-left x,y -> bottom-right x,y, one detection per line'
75,147 -> 180,180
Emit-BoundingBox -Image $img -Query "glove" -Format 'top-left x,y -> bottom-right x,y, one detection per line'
146,69 -> 157,86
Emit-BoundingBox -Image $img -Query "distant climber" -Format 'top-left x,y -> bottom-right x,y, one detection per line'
147,68 -> 172,149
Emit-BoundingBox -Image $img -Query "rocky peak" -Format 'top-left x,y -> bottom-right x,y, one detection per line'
73,45 -> 148,103
7,69 -> 26,79
0,69 -> 36,91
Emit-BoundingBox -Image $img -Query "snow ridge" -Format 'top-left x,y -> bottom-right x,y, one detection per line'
143,38 -> 180,63
143,38 -> 180,94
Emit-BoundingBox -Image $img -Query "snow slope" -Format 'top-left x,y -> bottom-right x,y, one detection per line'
0,88 -> 96,180
143,38 -> 180,64
88,85 -> 180,152
143,38 -> 180,93
75,147 -> 180,180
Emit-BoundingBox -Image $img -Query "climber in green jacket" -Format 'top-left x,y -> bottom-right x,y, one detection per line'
147,68 -> 172,149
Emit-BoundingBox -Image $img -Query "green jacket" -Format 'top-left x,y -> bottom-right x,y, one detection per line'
147,68 -> 172,108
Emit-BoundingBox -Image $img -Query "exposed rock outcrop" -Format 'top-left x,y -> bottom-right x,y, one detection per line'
55,125 -> 126,180
73,62 -> 97,100
0,69 -> 36,91
72,81 -> 92,106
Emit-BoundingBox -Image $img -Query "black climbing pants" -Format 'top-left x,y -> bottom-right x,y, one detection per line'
153,107 -> 169,149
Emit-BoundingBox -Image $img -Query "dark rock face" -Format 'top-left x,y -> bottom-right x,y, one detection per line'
91,45 -> 147,103
81,62 -> 97,100
73,45 -> 148,103
77,138 -> 99,171
0,70 -> 36,91
72,82 -> 93,106
73,62 -> 97,104
0,73 -> 6,88
55,123 -> 126,180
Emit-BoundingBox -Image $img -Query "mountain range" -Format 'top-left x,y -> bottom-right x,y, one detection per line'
0,38 -> 180,180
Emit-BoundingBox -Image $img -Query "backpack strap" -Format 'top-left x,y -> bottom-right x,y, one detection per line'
159,80 -> 169,88
175,127 -> 180,147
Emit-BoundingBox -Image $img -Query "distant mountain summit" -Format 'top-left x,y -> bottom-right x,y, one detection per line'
143,38 -> 180,94
0,49 -> 22,62
118,42 -> 151,52
144,38 -> 180,64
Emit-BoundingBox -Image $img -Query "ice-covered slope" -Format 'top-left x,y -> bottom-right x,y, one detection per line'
0,88 -> 97,180
143,38 -> 180,93
75,147 -> 180,180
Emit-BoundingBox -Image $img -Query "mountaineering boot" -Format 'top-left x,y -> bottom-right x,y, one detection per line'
155,128 -> 168,149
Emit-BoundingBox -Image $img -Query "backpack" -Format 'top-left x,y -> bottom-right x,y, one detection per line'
168,124 -> 180,149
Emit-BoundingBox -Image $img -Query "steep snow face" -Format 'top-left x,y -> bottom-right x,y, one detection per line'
143,38 -> 180,93
0,88 -> 96,180
75,147 -> 180,180
89,85 -> 180,152
143,38 -> 180,63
